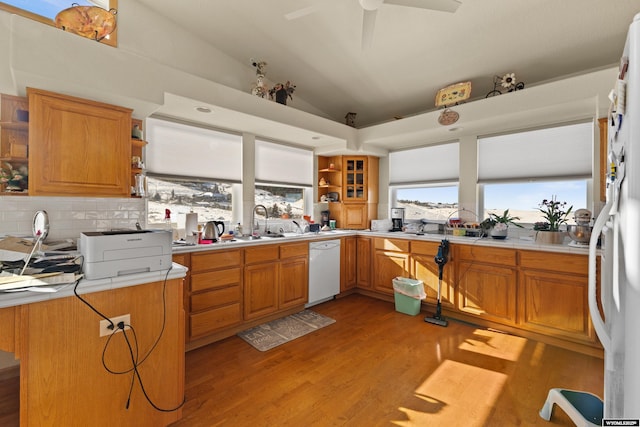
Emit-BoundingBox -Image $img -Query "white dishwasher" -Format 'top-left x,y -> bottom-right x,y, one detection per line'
307,239 -> 341,307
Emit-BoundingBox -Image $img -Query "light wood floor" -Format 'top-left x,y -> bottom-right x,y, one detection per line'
0,294 -> 604,426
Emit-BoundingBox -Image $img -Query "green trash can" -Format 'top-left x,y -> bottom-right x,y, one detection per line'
392,277 -> 426,316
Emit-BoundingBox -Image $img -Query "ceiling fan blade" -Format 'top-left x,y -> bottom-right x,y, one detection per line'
362,9 -> 378,50
284,4 -> 323,20
384,0 -> 461,13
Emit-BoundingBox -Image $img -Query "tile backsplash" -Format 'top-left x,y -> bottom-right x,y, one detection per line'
0,196 -> 145,241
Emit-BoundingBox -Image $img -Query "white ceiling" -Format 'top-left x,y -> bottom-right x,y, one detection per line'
134,0 -> 640,128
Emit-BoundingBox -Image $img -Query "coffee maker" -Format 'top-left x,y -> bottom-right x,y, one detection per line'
320,210 -> 330,227
390,208 -> 405,232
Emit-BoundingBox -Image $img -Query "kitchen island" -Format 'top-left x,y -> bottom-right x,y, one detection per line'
0,265 -> 187,427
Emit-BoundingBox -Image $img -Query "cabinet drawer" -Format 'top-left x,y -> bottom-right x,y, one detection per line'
411,240 -> 442,256
457,245 -> 516,266
280,242 -> 308,259
245,245 -> 279,264
191,267 -> 241,292
172,253 -> 190,269
374,237 -> 410,252
191,249 -> 241,272
191,286 -> 241,312
190,303 -> 242,337
519,250 -> 587,275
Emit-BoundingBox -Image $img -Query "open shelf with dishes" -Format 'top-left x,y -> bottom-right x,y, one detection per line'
0,94 -> 29,195
317,155 -> 342,202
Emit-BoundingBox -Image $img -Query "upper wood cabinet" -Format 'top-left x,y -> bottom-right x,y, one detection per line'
318,155 -> 379,229
28,88 -> 132,197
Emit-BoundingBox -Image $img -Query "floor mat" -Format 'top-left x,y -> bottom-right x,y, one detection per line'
237,309 -> 336,351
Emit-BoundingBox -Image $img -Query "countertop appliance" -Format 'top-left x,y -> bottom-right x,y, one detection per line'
80,230 -> 172,280
307,239 -> 341,307
390,207 -> 405,231
586,13 -> 640,420
203,221 -> 225,242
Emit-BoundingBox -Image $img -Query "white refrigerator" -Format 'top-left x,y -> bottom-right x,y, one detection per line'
589,12 -> 640,419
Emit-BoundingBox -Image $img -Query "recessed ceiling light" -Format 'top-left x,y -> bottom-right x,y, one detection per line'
312,136 -> 320,140
195,106 -> 212,113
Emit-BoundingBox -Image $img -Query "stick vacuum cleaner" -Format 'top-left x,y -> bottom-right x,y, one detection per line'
425,239 -> 449,327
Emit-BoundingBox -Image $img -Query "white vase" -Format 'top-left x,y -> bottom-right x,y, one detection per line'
490,226 -> 508,239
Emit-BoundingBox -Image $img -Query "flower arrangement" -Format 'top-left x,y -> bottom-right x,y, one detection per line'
269,81 -> 296,104
0,162 -> 28,191
536,196 -> 573,231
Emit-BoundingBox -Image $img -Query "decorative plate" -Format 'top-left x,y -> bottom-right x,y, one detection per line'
435,81 -> 472,108
55,5 -> 117,41
438,108 -> 459,126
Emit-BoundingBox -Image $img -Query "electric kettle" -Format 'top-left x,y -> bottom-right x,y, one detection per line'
203,221 -> 225,241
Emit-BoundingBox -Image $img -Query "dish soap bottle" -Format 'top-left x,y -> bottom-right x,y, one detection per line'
234,222 -> 243,236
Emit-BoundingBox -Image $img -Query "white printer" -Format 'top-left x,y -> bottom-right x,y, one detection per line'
80,230 -> 172,280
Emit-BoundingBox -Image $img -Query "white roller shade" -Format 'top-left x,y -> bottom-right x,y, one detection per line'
478,121 -> 593,182
255,140 -> 313,186
146,117 -> 242,182
389,142 -> 459,185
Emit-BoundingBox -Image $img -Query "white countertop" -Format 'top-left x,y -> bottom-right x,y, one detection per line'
171,229 -> 592,256
0,262 -> 187,309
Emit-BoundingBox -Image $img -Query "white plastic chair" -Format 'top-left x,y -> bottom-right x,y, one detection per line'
539,388 -> 603,427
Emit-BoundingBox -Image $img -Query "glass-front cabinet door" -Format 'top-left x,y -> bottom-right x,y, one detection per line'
343,157 -> 367,201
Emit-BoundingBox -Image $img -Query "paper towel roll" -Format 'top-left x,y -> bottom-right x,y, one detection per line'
185,212 -> 198,235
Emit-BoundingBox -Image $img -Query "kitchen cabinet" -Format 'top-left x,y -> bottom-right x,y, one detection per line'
412,240 -> 455,309
341,236 -> 357,291
356,236 -> 372,289
244,242 -> 308,320
27,87 -> 132,197
188,249 -> 243,339
372,237 -> 411,295
317,155 -> 342,202
0,278 -> 185,426
317,155 -> 378,229
0,94 -> 29,194
131,118 -> 147,197
518,250 -> 596,345
172,253 -> 191,343
456,245 -> 517,326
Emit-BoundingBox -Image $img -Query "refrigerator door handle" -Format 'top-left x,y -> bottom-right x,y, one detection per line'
589,199 -> 614,352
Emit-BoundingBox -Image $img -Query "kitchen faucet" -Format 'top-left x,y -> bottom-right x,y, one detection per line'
251,204 -> 268,237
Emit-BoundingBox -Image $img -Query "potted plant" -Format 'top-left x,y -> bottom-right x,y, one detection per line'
535,196 -> 573,244
481,209 -> 523,239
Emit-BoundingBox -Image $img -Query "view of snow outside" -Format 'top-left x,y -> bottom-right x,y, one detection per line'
146,177 -> 304,228
397,180 -> 588,226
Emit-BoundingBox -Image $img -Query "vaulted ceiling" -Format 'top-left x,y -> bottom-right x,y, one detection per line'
134,0 -> 640,127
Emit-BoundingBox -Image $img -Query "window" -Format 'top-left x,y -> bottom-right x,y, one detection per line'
254,139 -> 312,219
483,180 -> 588,224
0,0 -> 118,46
395,185 -> 459,221
389,142 -> 459,221
478,121 -> 593,223
145,117 -> 242,228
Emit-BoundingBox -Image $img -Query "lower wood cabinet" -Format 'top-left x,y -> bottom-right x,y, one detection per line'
356,236 -> 372,289
341,236 -> 357,291
518,250 -> 596,344
412,240 -> 455,309
456,246 -> 518,326
372,238 -> 411,295
244,242 -> 308,320
184,249 -> 243,340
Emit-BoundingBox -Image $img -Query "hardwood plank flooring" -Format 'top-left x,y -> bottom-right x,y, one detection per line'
0,294 -> 604,426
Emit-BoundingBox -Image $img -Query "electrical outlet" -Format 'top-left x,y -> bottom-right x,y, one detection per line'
99,314 -> 131,337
